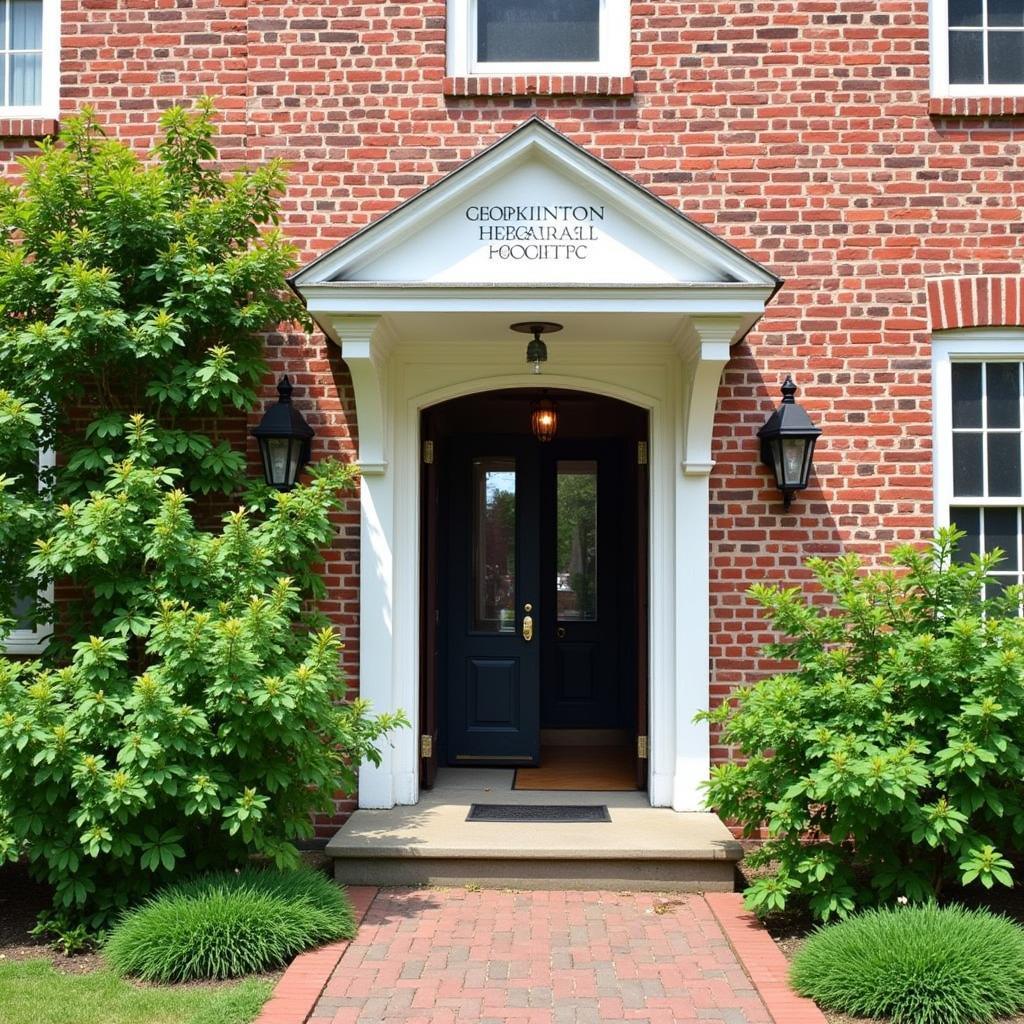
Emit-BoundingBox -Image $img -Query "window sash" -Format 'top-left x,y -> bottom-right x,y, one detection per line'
446,0 -> 630,77
0,0 -> 58,116
932,0 -> 1024,96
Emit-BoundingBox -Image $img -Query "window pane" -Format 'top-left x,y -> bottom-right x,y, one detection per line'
987,363 -> 1021,428
989,30 -> 1024,83
988,432 -> 1022,495
0,55 -> 6,107
953,432 -> 984,495
555,460 -> 597,622
10,0 -> 42,49
985,507 -> 1020,572
989,0 -> 1024,27
9,52 -> 40,106
951,506 -> 981,562
477,0 -> 600,63
11,593 -> 34,631
472,458 -> 516,633
949,0 -> 984,25
949,30 -> 985,83
952,363 -> 983,427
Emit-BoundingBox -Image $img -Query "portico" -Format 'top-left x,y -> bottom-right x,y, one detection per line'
292,118 -> 780,815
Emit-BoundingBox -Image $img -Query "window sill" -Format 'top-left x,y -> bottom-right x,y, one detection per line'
0,116 -> 58,138
443,75 -> 635,98
929,96 -> 1024,117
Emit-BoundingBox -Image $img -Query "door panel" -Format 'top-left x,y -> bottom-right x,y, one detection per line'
445,439 -> 540,765
541,442 -> 626,730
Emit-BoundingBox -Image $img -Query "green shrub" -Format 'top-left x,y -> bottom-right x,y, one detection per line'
700,528 -> 1024,921
791,904 -> 1024,1024
104,867 -> 354,982
0,437 -> 406,926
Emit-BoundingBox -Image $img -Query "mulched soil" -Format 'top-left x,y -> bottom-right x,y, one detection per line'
738,852 -> 1024,1024
0,862 -> 103,973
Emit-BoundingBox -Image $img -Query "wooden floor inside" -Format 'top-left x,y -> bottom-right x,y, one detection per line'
514,744 -> 637,791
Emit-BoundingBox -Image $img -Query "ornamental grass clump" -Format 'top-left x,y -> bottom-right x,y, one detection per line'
700,527 -> 1024,921
791,904 -> 1024,1024
104,867 -> 355,982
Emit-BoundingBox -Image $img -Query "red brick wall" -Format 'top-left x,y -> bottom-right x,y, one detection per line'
6,1 -> 1024,824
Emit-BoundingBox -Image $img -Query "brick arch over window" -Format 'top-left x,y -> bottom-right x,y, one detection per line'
927,276 -> 1024,332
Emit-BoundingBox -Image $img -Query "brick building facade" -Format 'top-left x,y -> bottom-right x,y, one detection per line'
4,1 -> 1024,833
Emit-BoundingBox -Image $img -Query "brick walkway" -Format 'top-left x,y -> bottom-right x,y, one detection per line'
308,888 -> 774,1024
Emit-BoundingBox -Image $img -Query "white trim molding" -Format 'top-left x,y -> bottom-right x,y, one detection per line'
446,0 -> 630,78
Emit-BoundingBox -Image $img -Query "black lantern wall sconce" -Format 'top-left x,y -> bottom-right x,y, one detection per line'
757,375 -> 821,510
251,376 -> 315,491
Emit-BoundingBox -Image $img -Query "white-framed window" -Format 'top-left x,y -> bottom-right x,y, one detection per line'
446,0 -> 630,77
3,446 -> 54,655
934,330 -> 1024,598
930,0 -> 1024,97
0,0 -> 59,118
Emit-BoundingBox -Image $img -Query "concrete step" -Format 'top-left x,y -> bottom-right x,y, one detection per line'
326,771 -> 742,892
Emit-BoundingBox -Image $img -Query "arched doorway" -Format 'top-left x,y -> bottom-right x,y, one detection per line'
419,389 -> 649,793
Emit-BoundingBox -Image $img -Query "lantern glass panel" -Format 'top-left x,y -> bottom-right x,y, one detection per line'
781,438 -> 808,488
266,438 -> 292,486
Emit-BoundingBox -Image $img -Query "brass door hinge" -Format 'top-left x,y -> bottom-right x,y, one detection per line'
637,441 -> 648,466
420,734 -> 433,758
423,440 -> 434,465
637,735 -> 648,759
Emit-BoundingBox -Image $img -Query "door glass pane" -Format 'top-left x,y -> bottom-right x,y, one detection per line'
472,458 -> 516,633
556,460 -> 597,622
477,0 -> 600,63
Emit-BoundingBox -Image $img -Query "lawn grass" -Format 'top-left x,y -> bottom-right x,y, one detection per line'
0,958 -> 272,1024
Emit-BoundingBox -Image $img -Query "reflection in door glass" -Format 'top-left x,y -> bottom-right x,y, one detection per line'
556,460 -> 597,621
472,459 -> 516,632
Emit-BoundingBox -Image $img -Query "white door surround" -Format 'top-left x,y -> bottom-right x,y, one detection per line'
292,119 -> 780,812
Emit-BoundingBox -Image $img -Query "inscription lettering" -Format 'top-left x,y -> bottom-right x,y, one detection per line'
465,203 -> 605,261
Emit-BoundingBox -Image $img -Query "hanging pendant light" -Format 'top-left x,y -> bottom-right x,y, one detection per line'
531,396 -> 558,443
510,321 -> 563,375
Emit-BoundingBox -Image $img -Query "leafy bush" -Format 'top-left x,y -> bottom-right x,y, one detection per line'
0,102 -> 405,926
700,529 -> 1024,921
0,100 -> 310,638
0,431 -> 405,925
791,904 -> 1024,1024
105,867 -> 354,982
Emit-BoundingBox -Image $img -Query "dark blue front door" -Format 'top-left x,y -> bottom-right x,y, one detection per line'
444,437 -> 542,765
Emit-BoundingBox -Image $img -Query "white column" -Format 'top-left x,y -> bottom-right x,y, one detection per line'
672,317 -> 738,811
333,316 -> 400,809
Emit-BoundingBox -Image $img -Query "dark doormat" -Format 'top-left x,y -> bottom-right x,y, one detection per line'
466,804 -> 610,823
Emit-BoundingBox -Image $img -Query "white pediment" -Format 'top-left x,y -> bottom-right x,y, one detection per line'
292,119 -> 777,290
